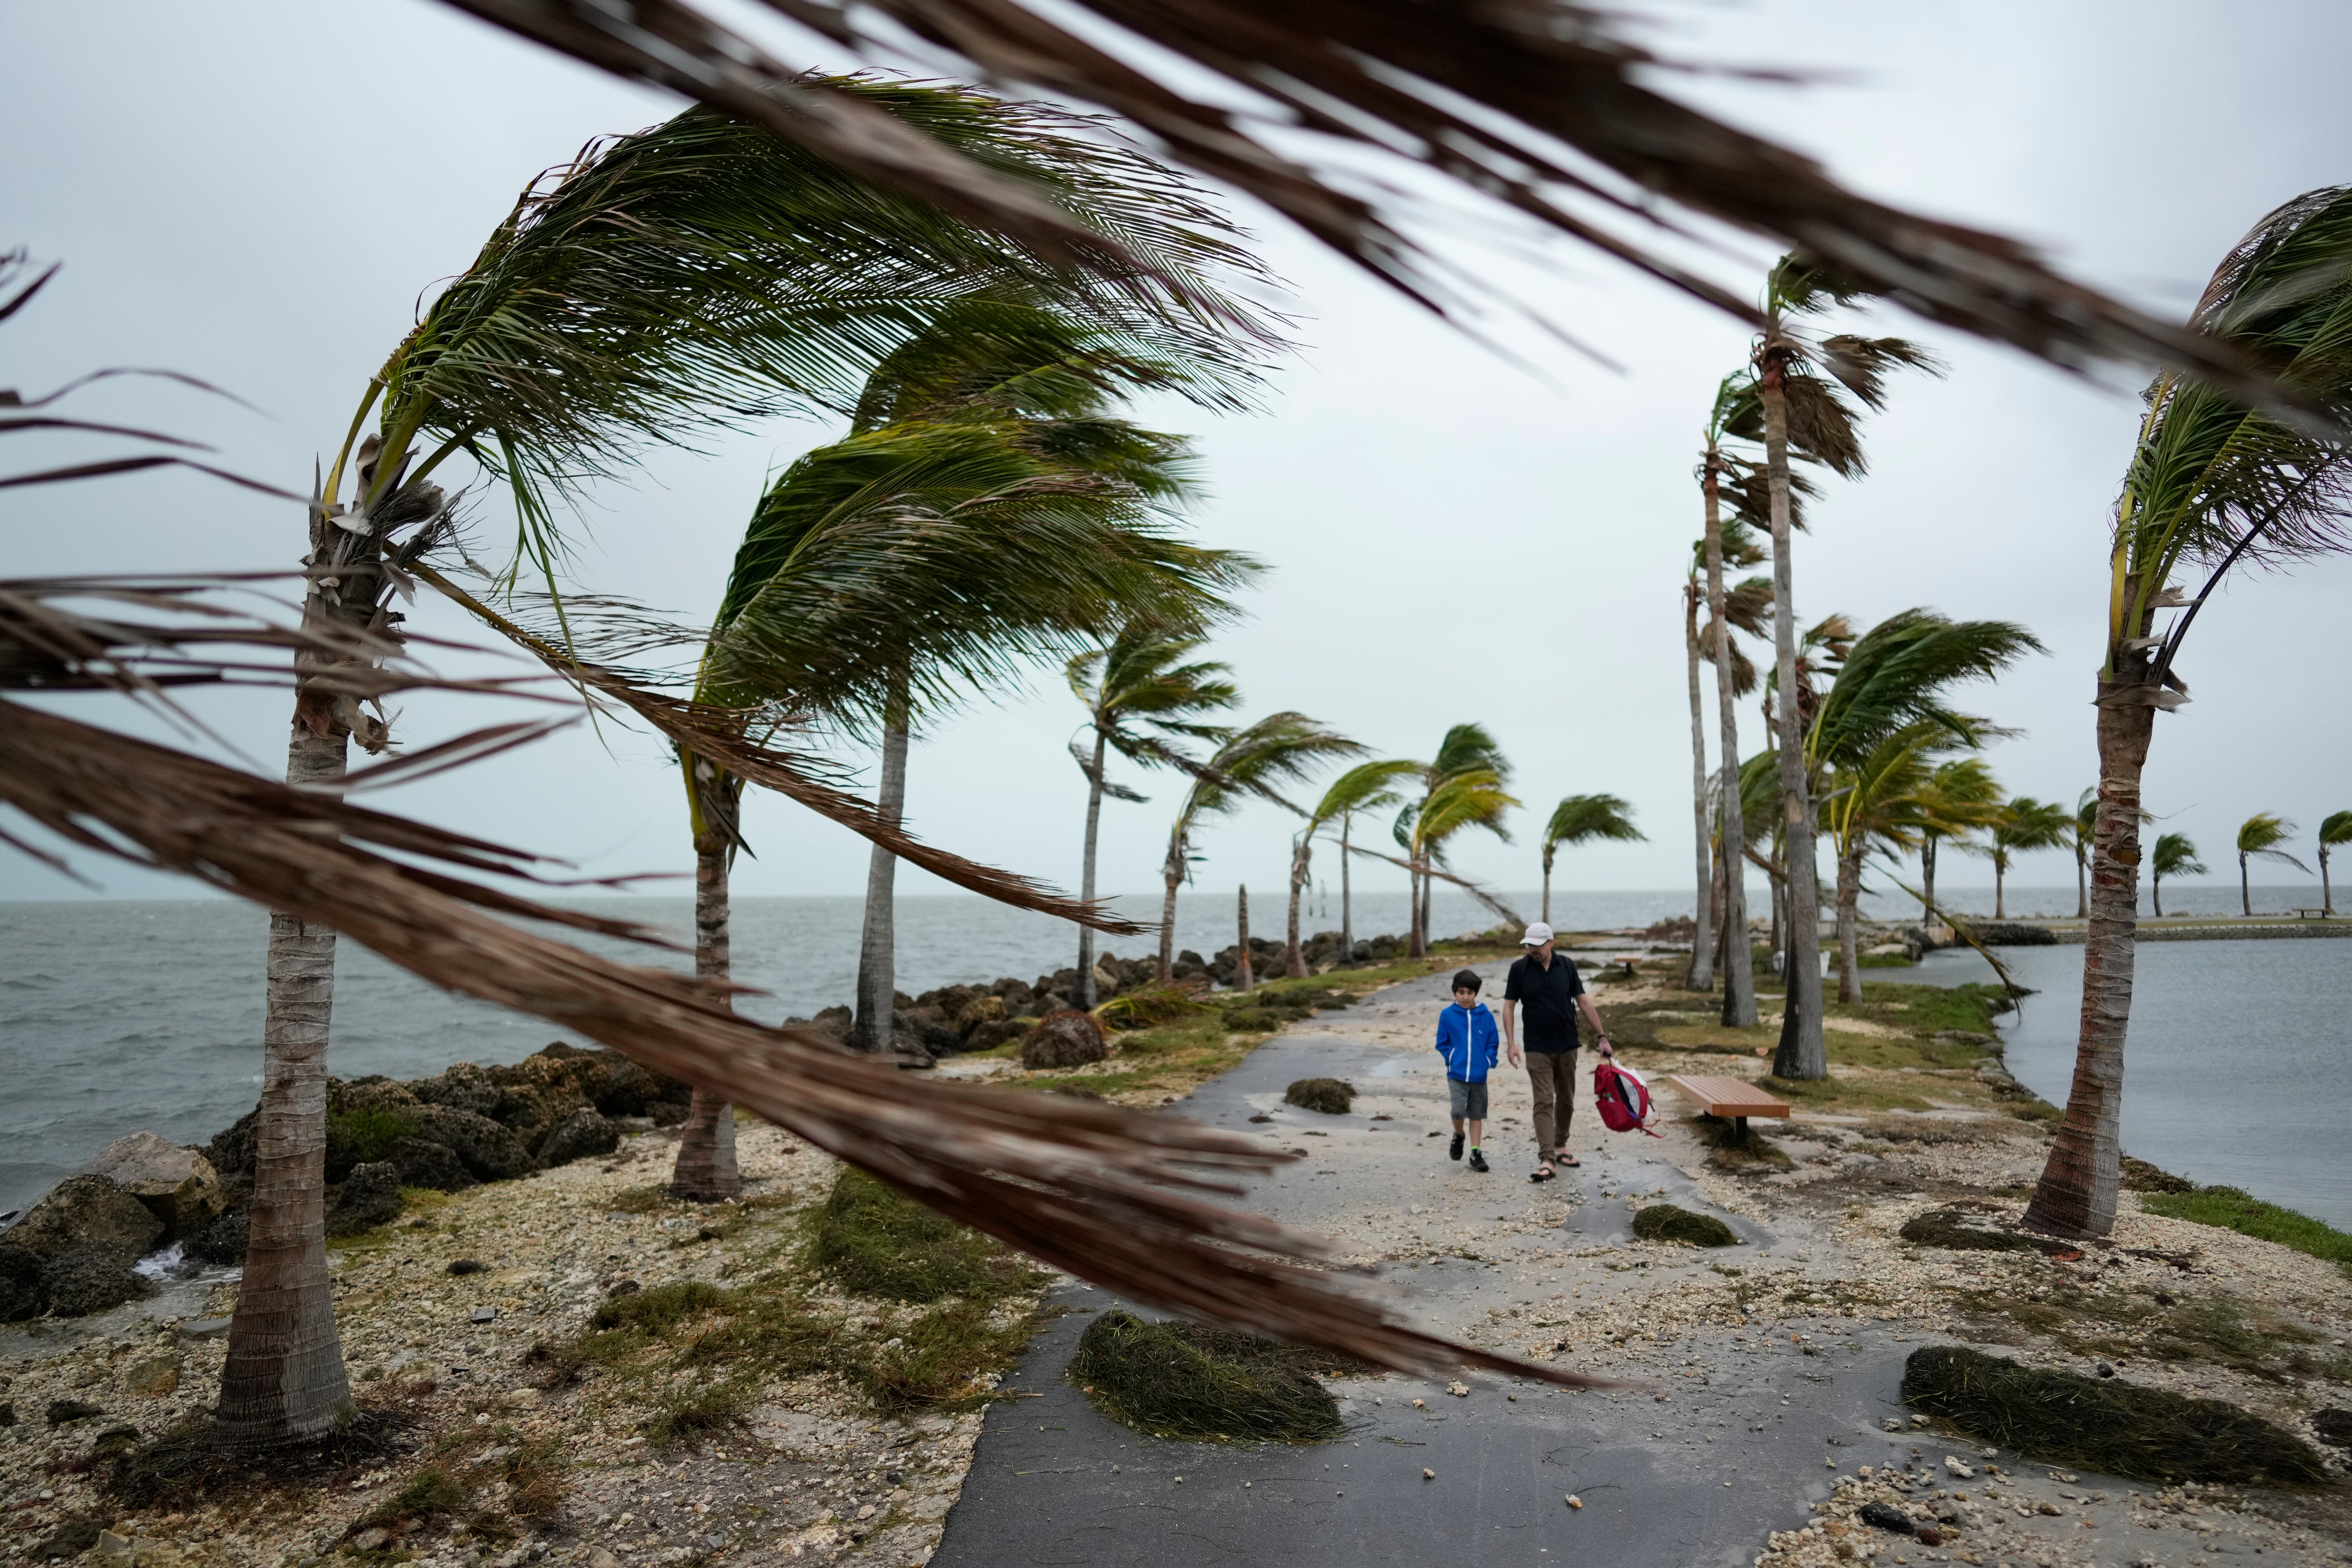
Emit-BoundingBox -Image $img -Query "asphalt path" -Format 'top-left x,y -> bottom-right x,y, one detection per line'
932,963 -> 1944,1568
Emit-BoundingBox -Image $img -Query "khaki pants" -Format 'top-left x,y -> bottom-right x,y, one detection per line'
1525,1048 -> 1578,1152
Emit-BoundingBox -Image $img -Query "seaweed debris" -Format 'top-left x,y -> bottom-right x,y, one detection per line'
1283,1078 -> 1357,1115
1066,1310 -> 1368,1442
1900,1346 -> 2326,1485
1630,1204 -> 1739,1247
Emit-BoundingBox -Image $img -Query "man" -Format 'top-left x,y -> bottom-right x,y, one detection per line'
1500,921 -> 1612,1181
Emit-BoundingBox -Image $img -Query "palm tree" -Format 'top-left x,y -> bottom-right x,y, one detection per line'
2067,789 -> 2097,921
2149,833 -> 2206,919
1288,760 -> 1419,977
2027,188 -> 2352,1240
1068,629 -> 1244,1003
1397,724 -> 1512,956
1158,714 -> 1364,979
1683,503 -> 1769,993
2322,812 -> 2352,916
1971,797 -> 2074,921
1403,770 -> 1520,951
676,341 -> 1256,1195
2233,813 -> 2309,917
1914,758 -> 2001,923
1744,256 -> 1944,1084
830,307 -> 1265,1056
1541,795 -> 1644,927
216,87 -> 1282,1452
1808,610 -> 2040,1008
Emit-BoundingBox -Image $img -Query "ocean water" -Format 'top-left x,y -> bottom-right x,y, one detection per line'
7,887 -> 2345,1230
0,886 -> 1688,1214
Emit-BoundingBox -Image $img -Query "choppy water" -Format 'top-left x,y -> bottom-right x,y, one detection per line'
0,886 -> 1686,1214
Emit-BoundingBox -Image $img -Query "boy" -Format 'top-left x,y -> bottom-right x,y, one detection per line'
1434,968 -> 1500,1173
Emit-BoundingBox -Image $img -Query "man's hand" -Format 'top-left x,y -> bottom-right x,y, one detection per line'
1508,1047 -> 1524,1069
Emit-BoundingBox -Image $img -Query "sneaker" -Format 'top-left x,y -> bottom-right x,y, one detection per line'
1468,1149 -> 1491,1173
1449,1132 -> 1465,1161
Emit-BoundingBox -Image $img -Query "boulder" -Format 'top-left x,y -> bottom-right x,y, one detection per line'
387,1134 -> 478,1193
1171,949 -> 1210,981
953,993 -> 1008,1037
536,1107 -> 620,1168
1020,1009 -> 1109,1070
183,1206 -> 248,1266
990,978 -> 1037,1011
966,1017 -> 1034,1052
326,1160 -> 405,1237
0,1241 -> 48,1321
43,1246 -> 153,1317
124,1355 -> 182,1397
409,1105 -> 536,1181
78,1133 -> 224,1238
7,1175 -> 164,1264
898,1004 -> 963,1056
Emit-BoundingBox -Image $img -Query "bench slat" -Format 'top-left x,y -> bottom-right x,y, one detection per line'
1665,1073 -> 1792,1119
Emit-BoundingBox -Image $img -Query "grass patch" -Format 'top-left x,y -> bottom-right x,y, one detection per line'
1630,1203 -> 1739,1246
1065,1310 -> 1362,1443
1762,1074 -> 1934,1114
1857,952 -> 1915,968
1901,1346 -> 2325,1485
1952,1282 -> 2352,1384
328,1105 -> 419,1168
860,1298 -> 1040,1415
643,1384 -> 752,1450
1283,1078 -> 1356,1115
1899,1210 -> 2042,1253
2140,1186 -> 2352,1274
606,1184 -> 678,1215
1095,985 -> 1210,1031
810,1168 -> 1042,1305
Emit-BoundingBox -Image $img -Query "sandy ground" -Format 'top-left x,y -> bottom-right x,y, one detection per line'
5,957 -> 2347,1568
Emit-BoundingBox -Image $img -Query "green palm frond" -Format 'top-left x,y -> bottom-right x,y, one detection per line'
1070,626 -> 1243,771
701,417 -> 1252,726
1824,722 -> 1955,863
2151,833 -> 2208,880
1411,769 -> 1518,858
1988,797 -> 2075,858
1430,722 -> 1510,785
2117,187 -> 2352,678
2235,811 -> 2310,869
1168,712 -> 1365,879
1915,758 -> 2003,844
1540,794 -> 1643,874
1807,610 -> 2044,773
2322,811 -> 2352,849
1307,759 -> 1421,834
338,86 -> 1278,574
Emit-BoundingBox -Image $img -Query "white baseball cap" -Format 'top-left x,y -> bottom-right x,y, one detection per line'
1520,921 -> 1554,947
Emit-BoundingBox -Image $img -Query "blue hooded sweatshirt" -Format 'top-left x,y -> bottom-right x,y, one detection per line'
1434,1001 -> 1500,1082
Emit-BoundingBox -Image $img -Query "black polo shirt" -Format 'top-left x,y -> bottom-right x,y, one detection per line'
1504,949 -> 1586,1053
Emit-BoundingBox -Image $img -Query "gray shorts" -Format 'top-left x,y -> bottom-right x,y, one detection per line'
1447,1077 -> 1488,1120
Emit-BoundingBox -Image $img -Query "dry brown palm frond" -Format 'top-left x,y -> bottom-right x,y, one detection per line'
0,694 -> 1612,1391
434,0 -> 2311,415
414,562 -> 1149,935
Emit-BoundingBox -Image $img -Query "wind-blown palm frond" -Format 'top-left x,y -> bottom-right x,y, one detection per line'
2235,812 -> 2309,871
1807,610 -> 2044,772
1540,794 -> 1643,872
1413,770 -> 1519,860
2110,188 -> 2352,698
337,88 -> 1279,574
1307,759 -> 1421,835
2151,833 -> 2207,882
433,0 -> 2328,411
2321,812 -> 2352,851
700,418 -> 1248,726
0,695 -> 1602,1390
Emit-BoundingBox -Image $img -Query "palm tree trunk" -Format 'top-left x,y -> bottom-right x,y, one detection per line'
2323,847 -> 2334,916
213,720 -> 357,1448
1406,859 -> 1424,957
851,681 -> 910,1052
1157,858 -> 1181,982
2074,841 -> 2089,921
1235,884 -> 1253,991
1761,354 -> 1826,1081
2240,851 -> 2251,917
1705,451 -> 1757,1028
1339,818 -> 1353,954
1285,838 -> 1310,978
671,810 -> 742,1202
2024,678 -> 2157,1239
1835,842 -> 1864,1004
1541,861 -> 1552,926
216,482 -> 404,1448
1684,580 -> 1715,991
1768,838 -> 1785,967
1419,869 -> 1433,952
2152,869 -> 2164,919
1921,837 -> 1938,921
1995,857 -> 2007,920
1075,731 -> 1109,1008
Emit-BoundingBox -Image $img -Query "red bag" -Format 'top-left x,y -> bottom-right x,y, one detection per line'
1593,1057 -> 1660,1137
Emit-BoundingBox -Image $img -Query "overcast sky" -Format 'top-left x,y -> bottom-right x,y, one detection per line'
5,0 -> 2349,915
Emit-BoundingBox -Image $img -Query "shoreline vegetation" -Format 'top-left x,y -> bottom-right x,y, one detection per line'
6,927 -> 2348,1567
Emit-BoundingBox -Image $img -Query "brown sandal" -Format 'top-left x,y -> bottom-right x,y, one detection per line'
1529,1162 -> 1555,1182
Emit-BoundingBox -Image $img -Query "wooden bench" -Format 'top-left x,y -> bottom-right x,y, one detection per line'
1605,952 -> 1643,978
1665,1074 -> 1792,1142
